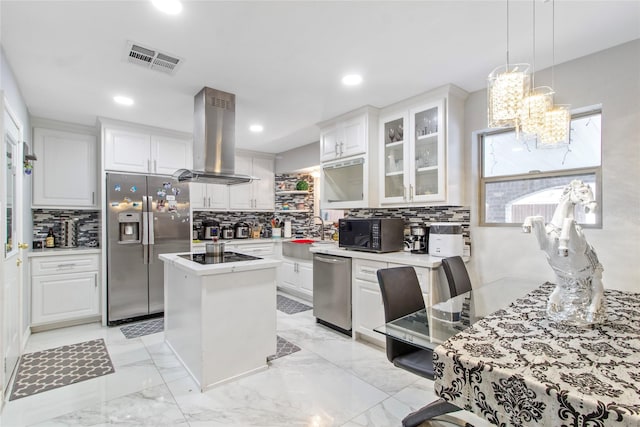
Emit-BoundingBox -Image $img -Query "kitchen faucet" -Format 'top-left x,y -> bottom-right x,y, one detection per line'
309,215 -> 325,240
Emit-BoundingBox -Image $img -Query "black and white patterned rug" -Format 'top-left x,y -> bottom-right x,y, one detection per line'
120,318 -> 164,339
10,339 -> 114,401
277,295 -> 312,315
267,336 -> 301,362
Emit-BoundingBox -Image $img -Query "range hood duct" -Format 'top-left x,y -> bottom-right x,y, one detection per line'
173,87 -> 253,185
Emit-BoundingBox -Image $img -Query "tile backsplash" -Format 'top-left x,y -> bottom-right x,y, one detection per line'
346,206 -> 471,248
194,173 -> 320,238
33,209 -> 101,247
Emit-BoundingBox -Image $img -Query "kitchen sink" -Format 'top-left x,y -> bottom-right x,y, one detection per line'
283,239 -> 334,260
282,240 -> 314,260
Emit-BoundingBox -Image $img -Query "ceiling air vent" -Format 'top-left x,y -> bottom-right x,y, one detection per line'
125,41 -> 183,76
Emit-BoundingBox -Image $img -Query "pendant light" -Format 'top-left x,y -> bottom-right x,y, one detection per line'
488,0 -> 531,129
540,0 -> 571,145
520,0 -> 553,137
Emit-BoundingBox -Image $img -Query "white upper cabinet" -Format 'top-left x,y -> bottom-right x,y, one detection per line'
228,152 -> 275,211
32,127 -> 98,208
103,122 -> 192,175
190,183 -> 228,210
378,85 -> 468,206
320,114 -> 366,162
104,128 -> 150,173
151,135 -> 193,175
318,106 -> 379,209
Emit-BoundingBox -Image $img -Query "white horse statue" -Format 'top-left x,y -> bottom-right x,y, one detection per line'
522,179 -> 606,325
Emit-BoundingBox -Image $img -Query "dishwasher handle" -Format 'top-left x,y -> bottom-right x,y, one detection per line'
314,255 -> 350,265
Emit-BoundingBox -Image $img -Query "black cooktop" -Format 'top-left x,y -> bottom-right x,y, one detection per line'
178,252 -> 261,265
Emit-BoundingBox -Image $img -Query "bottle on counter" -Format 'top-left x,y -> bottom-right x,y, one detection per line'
46,228 -> 55,248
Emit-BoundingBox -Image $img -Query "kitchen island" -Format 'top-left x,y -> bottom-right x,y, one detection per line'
159,252 -> 281,391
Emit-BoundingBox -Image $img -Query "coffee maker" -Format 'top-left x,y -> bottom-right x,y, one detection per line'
409,224 -> 429,254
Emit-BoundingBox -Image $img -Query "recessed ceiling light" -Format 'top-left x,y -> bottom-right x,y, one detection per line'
342,74 -> 363,86
113,96 -> 134,106
151,0 -> 183,15
249,124 -> 264,133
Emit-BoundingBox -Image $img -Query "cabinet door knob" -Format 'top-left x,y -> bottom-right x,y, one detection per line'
16,258 -> 23,267
18,242 -> 29,250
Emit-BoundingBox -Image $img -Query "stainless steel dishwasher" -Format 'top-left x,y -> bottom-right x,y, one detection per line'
313,253 -> 352,335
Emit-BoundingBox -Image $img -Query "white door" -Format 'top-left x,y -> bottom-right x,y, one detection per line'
2,102 -> 24,394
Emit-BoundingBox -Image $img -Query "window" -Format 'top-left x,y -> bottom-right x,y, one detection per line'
480,110 -> 602,227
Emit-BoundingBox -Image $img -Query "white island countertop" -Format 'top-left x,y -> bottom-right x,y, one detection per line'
159,252 -> 281,276
309,242 -> 461,268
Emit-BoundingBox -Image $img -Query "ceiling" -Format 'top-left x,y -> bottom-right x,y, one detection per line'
1,1 -> 638,154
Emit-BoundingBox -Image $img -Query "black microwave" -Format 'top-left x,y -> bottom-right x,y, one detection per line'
338,218 -> 405,253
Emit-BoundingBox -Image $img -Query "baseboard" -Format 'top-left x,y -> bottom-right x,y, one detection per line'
30,315 -> 102,333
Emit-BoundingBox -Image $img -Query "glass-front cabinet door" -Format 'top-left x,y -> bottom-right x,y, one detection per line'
410,99 -> 445,202
380,99 -> 446,205
381,112 -> 409,203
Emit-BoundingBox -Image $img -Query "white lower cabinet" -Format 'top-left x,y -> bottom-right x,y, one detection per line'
352,259 -> 431,346
31,253 -> 100,328
278,258 -> 313,301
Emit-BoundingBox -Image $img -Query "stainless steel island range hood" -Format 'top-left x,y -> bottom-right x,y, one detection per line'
173,87 -> 253,185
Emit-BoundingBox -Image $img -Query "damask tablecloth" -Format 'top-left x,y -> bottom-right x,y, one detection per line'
434,282 -> 640,427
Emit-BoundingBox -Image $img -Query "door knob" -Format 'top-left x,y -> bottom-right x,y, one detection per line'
16,258 -> 23,267
18,242 -> 29,250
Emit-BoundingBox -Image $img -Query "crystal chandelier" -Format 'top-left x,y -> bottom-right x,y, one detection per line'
488,64 -> 530,129
539,0 -> 571,145
488,0 -> 571,146
521,86 -> 554,136
487,0 -> 530,129
519,0 -> 552,137
540,104 -> 570,145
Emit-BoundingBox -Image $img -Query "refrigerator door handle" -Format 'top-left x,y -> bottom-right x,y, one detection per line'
142,195 -> 149,264
142,196 -> 150,246
148,196 -> 155,245
148,196 -> 155,264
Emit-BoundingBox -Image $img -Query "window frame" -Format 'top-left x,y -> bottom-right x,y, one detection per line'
478,110 -> 603,228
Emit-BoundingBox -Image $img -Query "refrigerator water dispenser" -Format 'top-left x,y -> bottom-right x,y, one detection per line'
118,212 -> 141,243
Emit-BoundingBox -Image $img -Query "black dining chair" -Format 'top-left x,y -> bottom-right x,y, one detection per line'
441,256 -> 473,298
377,266 -> 472,427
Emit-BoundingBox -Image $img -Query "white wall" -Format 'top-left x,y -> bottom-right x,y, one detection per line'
465,40 -> 640,292
275,141 -> 319,174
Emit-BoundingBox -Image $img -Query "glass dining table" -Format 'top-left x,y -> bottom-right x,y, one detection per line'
374,277 -> 640,427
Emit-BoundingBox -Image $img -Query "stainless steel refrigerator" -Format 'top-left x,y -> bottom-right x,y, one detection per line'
106,173 -> 190,325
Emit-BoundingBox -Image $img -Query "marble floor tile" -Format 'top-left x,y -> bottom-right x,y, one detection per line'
30,384 -> 188,426
342,396 -> 411,427
143,340 -> 191,384
1,295 -> 495,427
166,349 -> 389,426
0,359 -> 165,426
